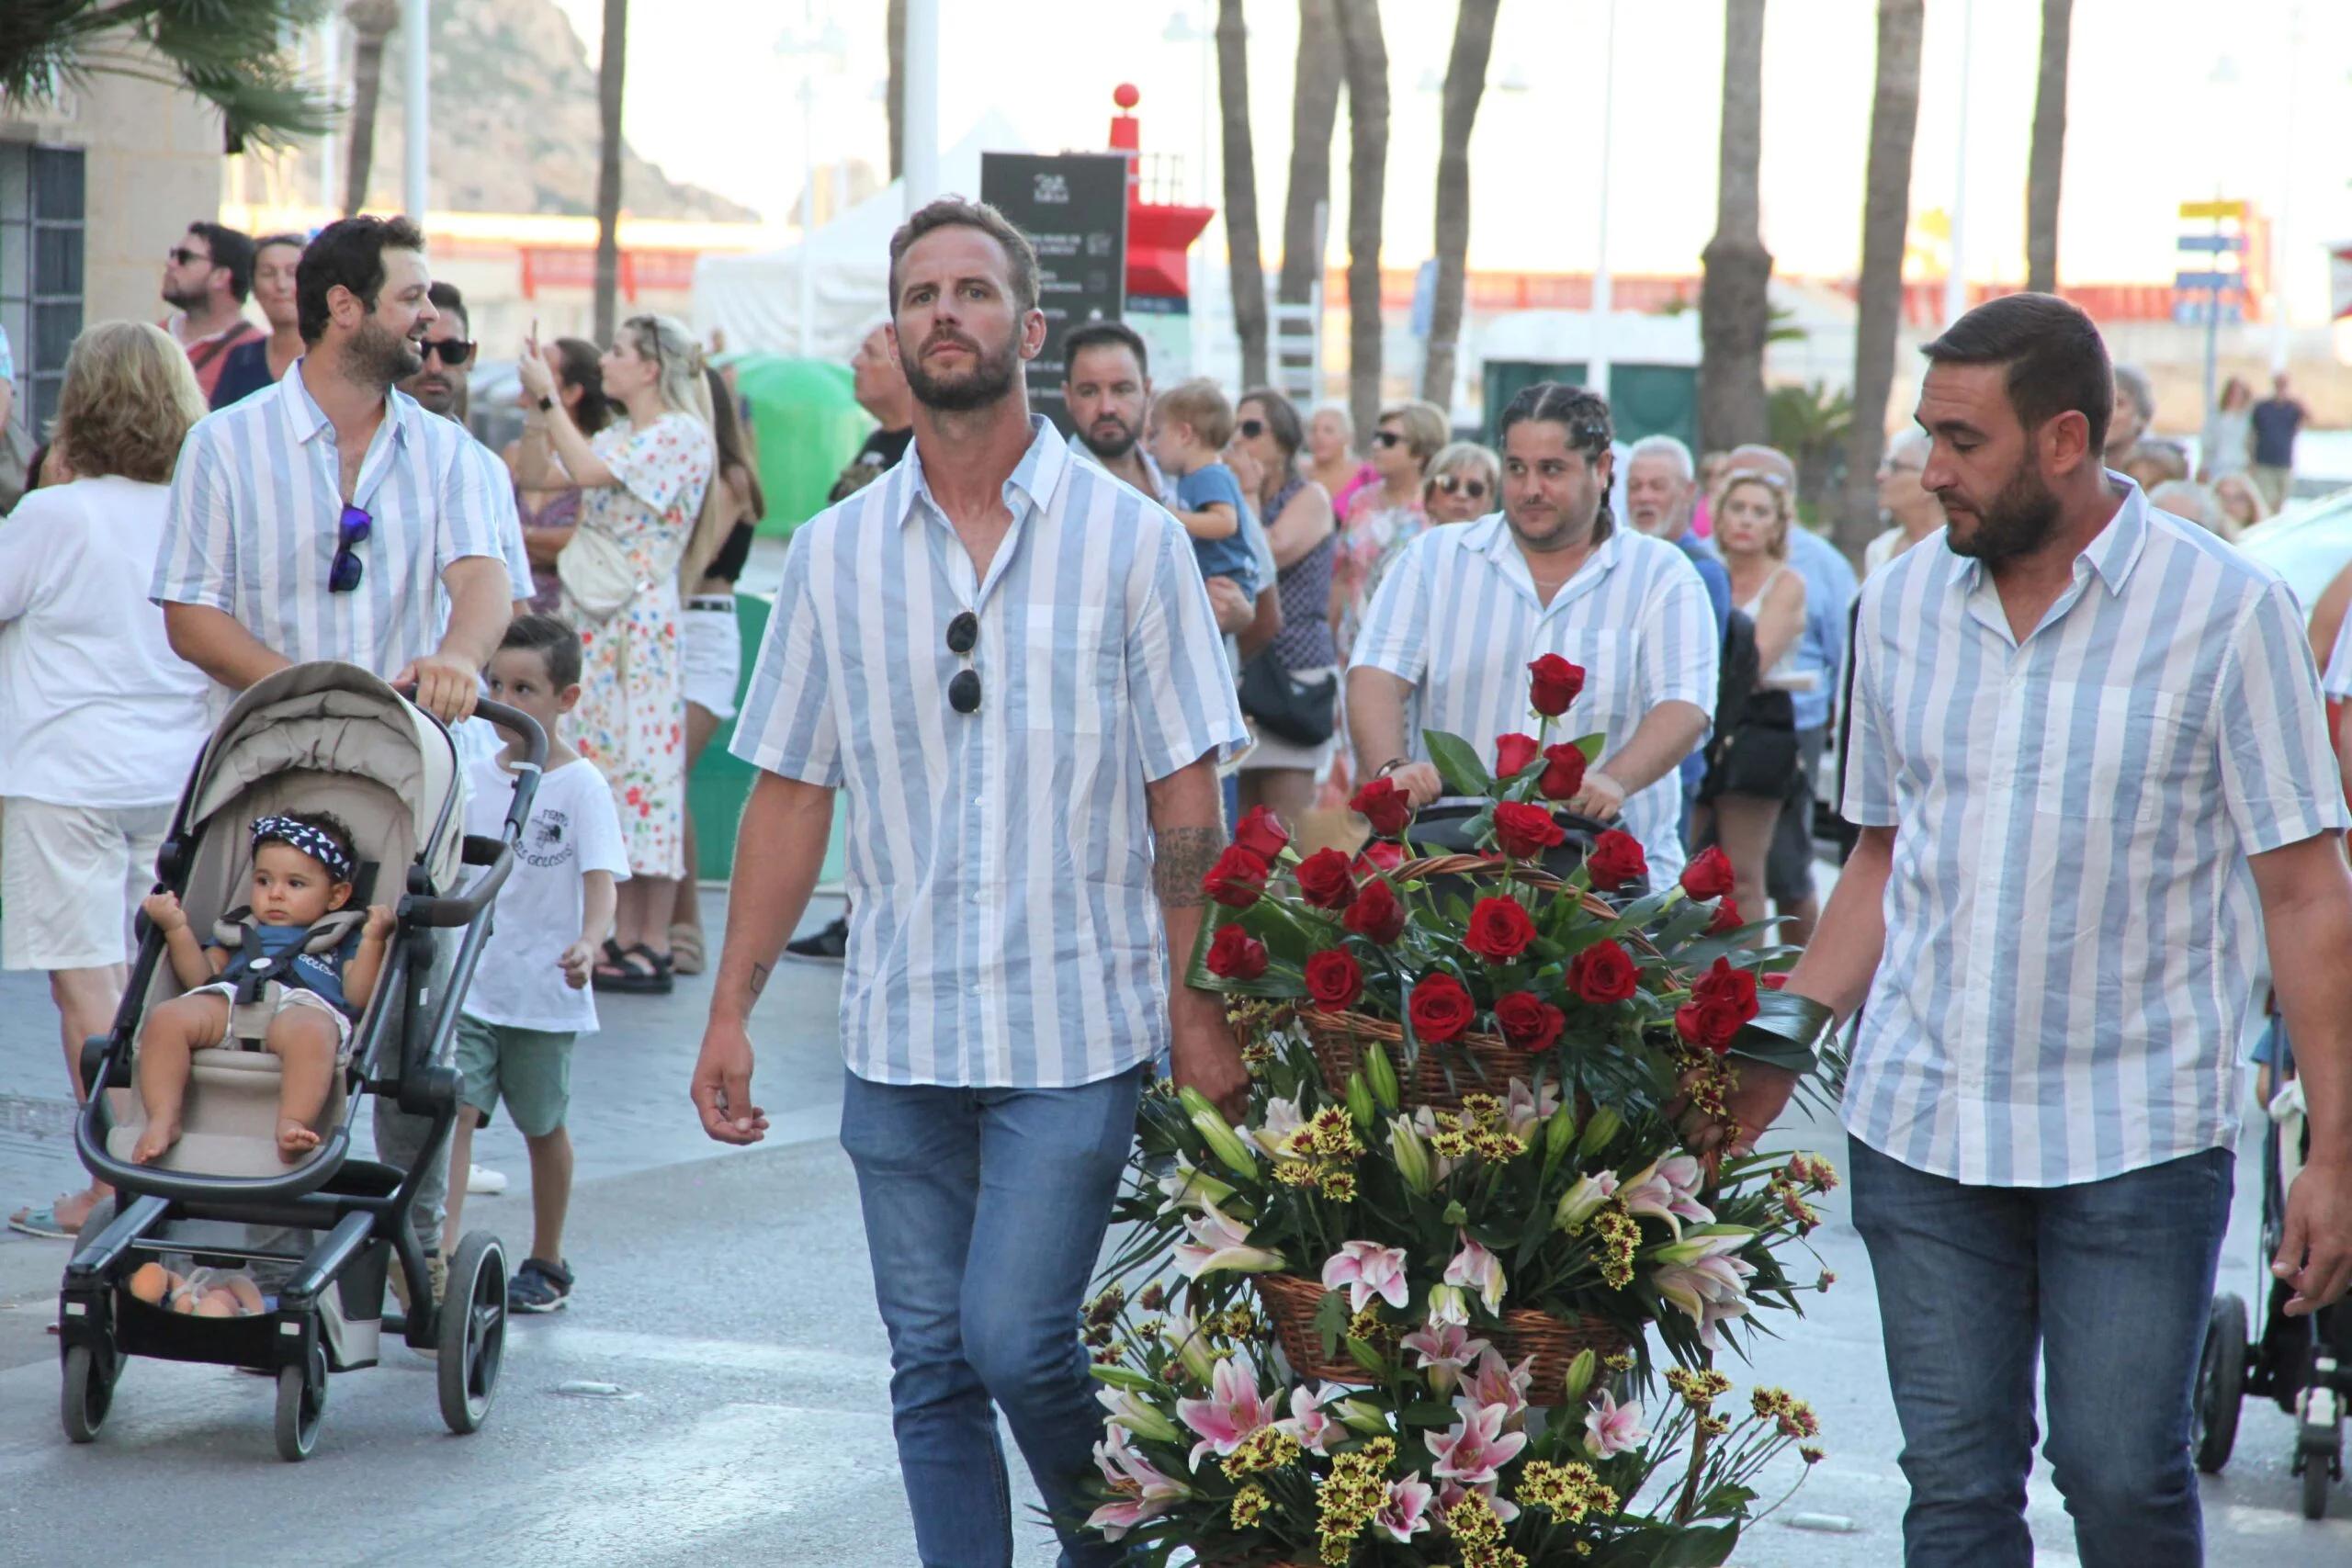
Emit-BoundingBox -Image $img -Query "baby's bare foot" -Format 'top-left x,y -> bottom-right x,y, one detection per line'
130,1120 -> 180,1166
277,1121 -> 322,1163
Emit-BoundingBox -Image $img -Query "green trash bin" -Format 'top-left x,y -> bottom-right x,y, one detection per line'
728,355 -> 876,536
688,591 -> 848,886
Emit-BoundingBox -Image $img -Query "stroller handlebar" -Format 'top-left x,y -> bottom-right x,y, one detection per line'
469,698 -> 548,772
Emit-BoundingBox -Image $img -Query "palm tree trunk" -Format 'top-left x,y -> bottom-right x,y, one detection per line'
1422,0 -> 1500,408
1698,0 -> 1772,454
341,0 -> 402,216
1278,0 -> 1344,400
1333,0 -> 1389,449
1216,0 -> 1269,390
2024,0 -> 2071,294
593,0 -> 628,344
887,0 -> 907,182
1837,0 -> 1924,564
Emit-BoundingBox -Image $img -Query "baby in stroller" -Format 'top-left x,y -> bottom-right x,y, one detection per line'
133,813 -> 397,1164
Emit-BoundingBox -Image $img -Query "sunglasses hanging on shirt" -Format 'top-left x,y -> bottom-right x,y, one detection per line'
946,610 -> 981,715
328,503 -> 372,593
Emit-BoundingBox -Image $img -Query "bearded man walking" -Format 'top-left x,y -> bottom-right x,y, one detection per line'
690,197 -> 1248,1568
1734,293 -> 2352,1567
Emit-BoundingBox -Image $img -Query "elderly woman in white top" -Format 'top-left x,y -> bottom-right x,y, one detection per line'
0,322 -> 212,1237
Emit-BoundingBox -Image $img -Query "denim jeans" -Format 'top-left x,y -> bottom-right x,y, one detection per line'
841,1064 -> 1146,1568
1849,1135 -> 2234,1568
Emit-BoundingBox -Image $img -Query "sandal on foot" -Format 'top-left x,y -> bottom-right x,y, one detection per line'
590,937 -> 636,992
602,943 -> 673,995
668,921 -> 706,976
7,1204 -> 72,1240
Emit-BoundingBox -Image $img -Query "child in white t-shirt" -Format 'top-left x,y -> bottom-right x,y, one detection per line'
445,615 -> 628,1314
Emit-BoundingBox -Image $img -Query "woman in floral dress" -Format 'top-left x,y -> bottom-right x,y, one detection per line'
517,312 -> 717,994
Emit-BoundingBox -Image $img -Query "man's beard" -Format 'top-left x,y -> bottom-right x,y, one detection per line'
401,371 -> 457,417
902,329 -> 1021,413
162,281 -> 209,312
1078,413 -> 1138,461
349,314 -> 424,389
1942,457 -> 2061,567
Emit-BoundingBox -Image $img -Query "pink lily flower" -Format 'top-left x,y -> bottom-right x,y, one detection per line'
1322,1240 -> 1410,1314
1501,1077 -> 1562,1142
1086,1426 -> 1193,1540
1456,1346 -> 1535,1423
1425,1283 -> 1470,1327
1652,1233 -> 1757,1349
1410,1105 -> 1462,1184
1554,1169 -> 1620,1231
1400,1321 -> 1490,1396
1436,1476 -> 1521,1523
1620,1156 -> 1713,1238
1096,1385 -> 1182,1446
1251,1095 -> 1307,1158
1442,1230 -> 1508,1316
1174,1354 -> 1273,1470
1427,1400 -> 1528,1487
1583,1387 -> 1648,1458
1275,1381 -> 1349,1455
1376,1472 -> 1438,1541
1173,1201 -> 1287,1280
1156,1156 -> 1236,1214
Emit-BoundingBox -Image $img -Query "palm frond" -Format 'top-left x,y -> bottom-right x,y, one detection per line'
2,0 -> 338,151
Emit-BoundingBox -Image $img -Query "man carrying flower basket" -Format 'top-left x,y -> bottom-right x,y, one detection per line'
1747,293 -> 2352,1568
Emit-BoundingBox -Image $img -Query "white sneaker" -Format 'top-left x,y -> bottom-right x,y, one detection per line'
467,1164 -> 508,1195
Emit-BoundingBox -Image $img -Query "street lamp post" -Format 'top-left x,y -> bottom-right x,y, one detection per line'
1943,0 -> 1973,328
402,0 -> 429,220
1590,0 -> 1618,399
903,0 -> 940,211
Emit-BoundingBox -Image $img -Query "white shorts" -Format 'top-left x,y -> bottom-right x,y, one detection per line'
682,596 -> 743,721
1,797 -> 174,972
185,982 -> 357,1065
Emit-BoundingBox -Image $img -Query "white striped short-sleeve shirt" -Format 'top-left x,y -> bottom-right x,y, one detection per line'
1347,515 -> 1719,883
730,414 -> 1249,1089
152,364 -> 519,718
1843,479 -> 2349,1188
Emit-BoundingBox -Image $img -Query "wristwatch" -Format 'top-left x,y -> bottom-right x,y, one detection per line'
537,394 -> 556,412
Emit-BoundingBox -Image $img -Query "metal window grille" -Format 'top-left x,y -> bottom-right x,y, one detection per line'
0,141 -> 85,436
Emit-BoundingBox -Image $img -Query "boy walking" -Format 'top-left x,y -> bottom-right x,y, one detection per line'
445,615 -> 627,1312
1148,378 -> 1259,600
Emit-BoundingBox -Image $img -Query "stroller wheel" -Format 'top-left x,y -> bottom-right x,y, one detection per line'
274,1343 -> 328,1462
438,1232 -> 507,1434
2301,1448 -> 2332,1520
61,1345 -> 113,1444
2193,1293 -> 2247,1473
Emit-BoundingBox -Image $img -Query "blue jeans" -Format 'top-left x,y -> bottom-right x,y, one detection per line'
840,1064 -> 1146,1568
1849,1135 -> 2233,1568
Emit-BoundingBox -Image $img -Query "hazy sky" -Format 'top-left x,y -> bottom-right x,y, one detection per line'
557,0 -> 2352,325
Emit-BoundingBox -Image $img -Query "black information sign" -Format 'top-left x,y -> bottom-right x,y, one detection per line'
980,152 -> 1128,435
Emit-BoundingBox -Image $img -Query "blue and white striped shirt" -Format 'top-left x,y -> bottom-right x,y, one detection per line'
1348,515 -> 1719,883
153,363 -> 520,719
1843,479 -> 2348,1188
731,415 -> 1249,1089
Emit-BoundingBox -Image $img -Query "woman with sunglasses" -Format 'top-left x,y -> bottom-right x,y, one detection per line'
1692,468 -> 1808,941
208,233 -> 306,412
1227,388 -> 1339,826
1331,399 -> 1447,667
1423,440 -> 1501,524
503,337 -> 613,613
517,312 -> 718,995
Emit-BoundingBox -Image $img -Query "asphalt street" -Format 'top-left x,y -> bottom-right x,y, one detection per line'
0,883 -> 2345,1566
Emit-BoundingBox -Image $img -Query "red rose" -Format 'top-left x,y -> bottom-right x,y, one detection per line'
1202,845 -> 1271,908
1494,732 -> 1542,779
1205,924 -> 1269,980
1527,654 -> 1587,716
1763,973 -> 1789,990
1234,805 -> 1291,863
1675,997 -> 1749,1055
1304,949 -> 1363,1012
1537,743 -> 1588,802
1679,846 -> 1736,901
1692,956 -> 1760,1021
1354,840 -> 1406,875
1493,802 -> 1566,861
1493,990 -> 1566,1050
1295,847 -> 1359,911
1408,973 -> 1476,1043
1567,939 -> 1641,1004
1585,829 -> 1648,891
1464,897 -> 1537,962
1707,897 -> 1743,937
1344,876 -> 1408,944
1351,776 -> 1414,837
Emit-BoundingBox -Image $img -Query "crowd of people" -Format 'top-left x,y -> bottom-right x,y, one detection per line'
0,213 -> 764,1314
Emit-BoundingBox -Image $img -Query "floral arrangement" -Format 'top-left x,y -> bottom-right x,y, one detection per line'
1081,656 -> 1839,1567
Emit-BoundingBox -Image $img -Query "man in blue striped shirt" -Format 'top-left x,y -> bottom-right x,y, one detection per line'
691,198 -> 1248,1568
1348,382 -> 1717,883
1741,294 -> 2352,1567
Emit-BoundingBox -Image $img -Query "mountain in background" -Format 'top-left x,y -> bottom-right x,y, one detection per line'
261,0 -> 758,221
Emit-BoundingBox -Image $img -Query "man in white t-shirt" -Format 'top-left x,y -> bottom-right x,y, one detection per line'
441,615 -> 627,1314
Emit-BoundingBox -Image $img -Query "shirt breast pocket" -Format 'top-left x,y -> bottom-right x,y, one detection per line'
2033,682 -> 2192,825
1023,607 -> 1112,735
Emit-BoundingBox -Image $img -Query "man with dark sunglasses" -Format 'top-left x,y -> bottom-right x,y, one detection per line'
161,221 -> 263,400
397,280 -> 476,422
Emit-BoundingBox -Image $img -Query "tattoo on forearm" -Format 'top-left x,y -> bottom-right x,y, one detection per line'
749,962 -> 772,998
1154,826 -> 1225,908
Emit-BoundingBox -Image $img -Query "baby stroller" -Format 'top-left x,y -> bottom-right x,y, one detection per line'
2194,1023 -> 2348,1518
56,661 -> 544,1461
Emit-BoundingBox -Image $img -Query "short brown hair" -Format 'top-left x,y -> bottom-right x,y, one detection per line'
1151,378 -> 1235,452
1923,292 -> 2115,455
1379,399 -> 1451,464
55,321 -> 208,484
500,612 -> 583,689
887,196 -> 1040,317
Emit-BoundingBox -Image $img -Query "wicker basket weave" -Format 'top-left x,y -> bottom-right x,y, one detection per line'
1296,1008 -> 1540,1114
1254,1272 -> 1632,1407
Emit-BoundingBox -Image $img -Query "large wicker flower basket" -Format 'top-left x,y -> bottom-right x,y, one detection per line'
1296,1007 -> 1542,1115
1254,1273 -> 1632,1407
